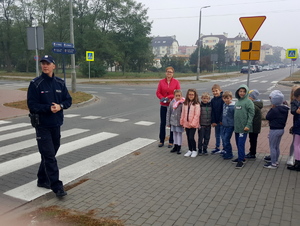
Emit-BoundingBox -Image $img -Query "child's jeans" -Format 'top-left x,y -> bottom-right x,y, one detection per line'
214,123 -> 223,148
198,126 -> 211,152
269,129 -> 284,165
235,132 -> 248,161
223,126 -> 234,156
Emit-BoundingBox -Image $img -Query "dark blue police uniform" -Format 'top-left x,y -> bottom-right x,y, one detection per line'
27,71 -> 72,194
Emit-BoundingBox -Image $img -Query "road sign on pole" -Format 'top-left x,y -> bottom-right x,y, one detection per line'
286,49 -> 298,59
239,16 -> 266,40
86,51 -> 94,61
240,41 -> 261,61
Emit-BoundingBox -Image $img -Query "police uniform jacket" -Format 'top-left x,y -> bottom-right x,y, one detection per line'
27,72 -> 72,128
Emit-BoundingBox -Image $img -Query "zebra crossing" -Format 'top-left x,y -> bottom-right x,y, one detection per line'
0,119 -> 156,202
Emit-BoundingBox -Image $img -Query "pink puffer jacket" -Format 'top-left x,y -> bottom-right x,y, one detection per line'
180,103 -> 200,128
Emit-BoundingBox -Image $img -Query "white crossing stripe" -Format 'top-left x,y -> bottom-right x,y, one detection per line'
0,120 -> 11,125
109,118 -> 129,122
82,116 -> 102,119
0,123 -> 31,132
135,121 -> 155,126
261,80 -> 268,83
0,128 -> 89,157
0,128 -> 35,142
64,114 -> 80,118
251,80 -> 258,82
271,81 -> 278,84
132,93 -> 150,96
4,137 -> 155,201
0,132 -> 118,177
106,92 -> 122,94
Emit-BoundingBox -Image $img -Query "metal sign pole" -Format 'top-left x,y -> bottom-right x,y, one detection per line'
89,61 -> 91,81
247,60 -> 250,88
34,27 -> 39,77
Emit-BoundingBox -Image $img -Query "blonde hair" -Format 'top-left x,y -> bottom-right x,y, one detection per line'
174,89 -> 182,95
290,85 -> 300,102
211,84 -> 221,91
201,92 -> 210,99
222,91 -> 233,99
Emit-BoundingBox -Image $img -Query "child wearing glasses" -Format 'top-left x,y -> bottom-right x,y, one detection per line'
180,89 -> 200,158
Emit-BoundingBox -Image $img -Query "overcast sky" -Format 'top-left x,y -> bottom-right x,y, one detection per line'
139,0 -> 300,50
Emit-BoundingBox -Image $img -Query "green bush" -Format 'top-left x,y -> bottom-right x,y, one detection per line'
79,60 -> 107,78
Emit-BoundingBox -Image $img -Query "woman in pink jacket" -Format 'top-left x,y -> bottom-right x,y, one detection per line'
156,66 -> 181,148
181,89 -> 200,158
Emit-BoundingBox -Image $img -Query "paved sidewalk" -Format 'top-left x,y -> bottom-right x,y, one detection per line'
1,79 -> 300,225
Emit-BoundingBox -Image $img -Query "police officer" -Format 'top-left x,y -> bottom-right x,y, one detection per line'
27,55 -> 72,197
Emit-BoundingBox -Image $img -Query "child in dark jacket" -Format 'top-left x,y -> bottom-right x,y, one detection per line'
245,89 -> 263,159
264,90 -> 289,169
211,84 -> 224,154
288,87 -> 300,171
198,92 -> 212,156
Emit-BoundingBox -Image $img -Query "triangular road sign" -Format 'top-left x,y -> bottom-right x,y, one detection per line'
239,16 -> 266,40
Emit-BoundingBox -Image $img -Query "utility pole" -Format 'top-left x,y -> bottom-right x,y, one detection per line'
69,0 -> 76,93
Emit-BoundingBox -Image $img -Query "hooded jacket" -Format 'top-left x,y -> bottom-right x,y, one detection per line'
180,102 -> 200,129
291,100 -> 300,135
234,84 -> 255,133
251,100 -> 263,133
266,90 -> 289,130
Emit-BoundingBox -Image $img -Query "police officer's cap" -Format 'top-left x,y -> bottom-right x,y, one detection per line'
40,55 -> 55,64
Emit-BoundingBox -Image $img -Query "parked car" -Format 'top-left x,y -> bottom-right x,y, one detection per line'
262,66 -> 270,71
240,66 -> 255,74
255,65 -> 263,72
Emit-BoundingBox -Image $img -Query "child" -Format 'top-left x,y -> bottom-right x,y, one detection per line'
287,85 -> 300,166
264,90 -> 289,169
166,90 -> 185,154
180,89 -> 200,158
198,92 -> 212,156
232,85 -> 254,169
288,87 -> 300,171
211,84 -> 224,154
221,91 -> 235,159
245,89 -> 263,160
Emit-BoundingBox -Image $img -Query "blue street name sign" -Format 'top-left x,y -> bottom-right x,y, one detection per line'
63,43 -> 74,48
52,47 -> 76,54
52,42 -> 63,47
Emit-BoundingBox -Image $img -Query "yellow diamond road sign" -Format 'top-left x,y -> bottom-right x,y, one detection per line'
239,16 -> 266,40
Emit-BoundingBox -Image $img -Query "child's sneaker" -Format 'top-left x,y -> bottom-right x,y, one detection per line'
235,161 -> 244,169
231,158 -> 246,164
223,154 -> 233,160
287,156 -> 294,166
245,153 -> 256,160
264,155 -> 271,161
263,162 -> 277,169
211,147 -> 220,155
220,149 -> 226,156
191,151 -> 198,158
184,150 -> 192,157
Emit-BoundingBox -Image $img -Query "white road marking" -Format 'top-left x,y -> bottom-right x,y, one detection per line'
132,93 -> 150,96
0,123 -> 31,132
134,121 -> 155,126
4,137 -> 155,201
109,118 -> 129,122
0,128 -> 89,157
0,128 -> 35,141
0,120 -> 11,125
261,80 -> 268,83
0,132 -> 118,177
106,92 -> 122,95
82,116 -> 102,119
64,114 -> 80,118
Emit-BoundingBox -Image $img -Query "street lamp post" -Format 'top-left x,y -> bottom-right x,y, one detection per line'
196,6 -> 210,80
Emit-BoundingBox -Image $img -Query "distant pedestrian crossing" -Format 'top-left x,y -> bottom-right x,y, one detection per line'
0,120 -> 156,202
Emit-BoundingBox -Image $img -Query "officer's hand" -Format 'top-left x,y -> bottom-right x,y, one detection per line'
51,102 -> 61,113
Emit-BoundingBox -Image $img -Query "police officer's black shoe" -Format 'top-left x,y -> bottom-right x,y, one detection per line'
37,182 -> 51,189
55,189 -> 67,198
